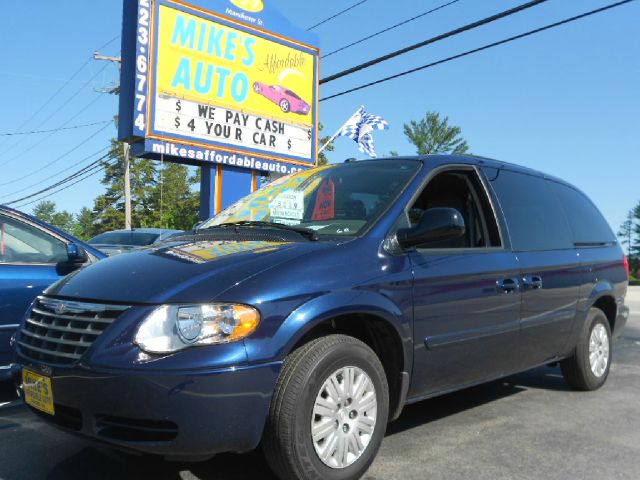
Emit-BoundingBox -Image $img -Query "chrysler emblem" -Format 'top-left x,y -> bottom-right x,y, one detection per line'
55,303 -> 66,315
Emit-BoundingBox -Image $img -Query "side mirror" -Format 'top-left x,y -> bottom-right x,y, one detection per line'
396,208 -> 466,249
66,243 -> 89,265
193,221 -> 204,230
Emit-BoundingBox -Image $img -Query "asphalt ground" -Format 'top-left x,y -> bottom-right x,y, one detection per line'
1,288 -> 639,480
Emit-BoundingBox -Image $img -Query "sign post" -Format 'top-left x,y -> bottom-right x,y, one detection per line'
119,0 -> 319,220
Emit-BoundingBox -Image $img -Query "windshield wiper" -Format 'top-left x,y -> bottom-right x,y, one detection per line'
206,221 -> 318,241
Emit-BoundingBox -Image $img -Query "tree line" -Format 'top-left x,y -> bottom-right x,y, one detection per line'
618,206 -> 640,279
34,139 -> 200,240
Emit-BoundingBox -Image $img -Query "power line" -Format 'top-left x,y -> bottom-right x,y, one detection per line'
0,145 -> 110,197
27,64 -> 109,133
0,65 -> 109,158
0,59 -> 92,147
0,120 -> 111,137
0,34 -> 119,148
14,166 -> 108,209
320,0 -> 549,85
307,0 -> 371,31
320,0 -> 636,102
0,93 -> 107,168
5,154 -> 114,207
12,159 -> 116,209
95,34 -> 121,52
0,122 -> 112,192
322,0 -> 462,59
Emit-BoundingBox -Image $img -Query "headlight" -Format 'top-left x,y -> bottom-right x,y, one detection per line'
134,304 -> 260,354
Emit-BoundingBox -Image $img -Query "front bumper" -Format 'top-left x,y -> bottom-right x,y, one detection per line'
14,354 -> 281,460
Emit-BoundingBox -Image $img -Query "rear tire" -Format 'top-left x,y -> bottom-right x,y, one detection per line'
263,335 -> 389,480
561,308 -> 612,391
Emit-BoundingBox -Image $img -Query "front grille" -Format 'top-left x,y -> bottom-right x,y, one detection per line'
18,297 -> 129,365
96,415 -> 178,442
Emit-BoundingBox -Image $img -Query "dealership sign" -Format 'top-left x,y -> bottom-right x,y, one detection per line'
119,0 -> 320,174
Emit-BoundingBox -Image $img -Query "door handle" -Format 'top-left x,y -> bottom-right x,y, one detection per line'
522,275 -> 543,290
496,278 -> 519,294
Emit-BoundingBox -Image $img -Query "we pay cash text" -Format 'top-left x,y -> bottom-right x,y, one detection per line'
154,95 -> 312,158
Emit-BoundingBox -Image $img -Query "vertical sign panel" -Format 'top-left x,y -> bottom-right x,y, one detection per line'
120,0 -> 319,175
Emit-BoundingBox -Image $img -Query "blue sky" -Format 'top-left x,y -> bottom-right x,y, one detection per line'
0,0 -> 638,233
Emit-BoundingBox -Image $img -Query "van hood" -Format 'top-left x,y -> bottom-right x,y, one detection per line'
46,237 -> 331,305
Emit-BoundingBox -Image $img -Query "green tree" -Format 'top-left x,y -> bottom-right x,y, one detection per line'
618,210 -> 634,257
148,162 -> 199,230
32,201 -> 75,233
32,201 -> 57,225
318,123 -> 334,166
403,112 -> 469,155
72,207 -> 95,241
91,139 -> 157,234
89,139 -> 200,234
632,202 -> 640,265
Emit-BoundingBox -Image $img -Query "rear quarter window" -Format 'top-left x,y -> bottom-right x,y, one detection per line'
549,182 -> 615,245
484,168 -> 573,252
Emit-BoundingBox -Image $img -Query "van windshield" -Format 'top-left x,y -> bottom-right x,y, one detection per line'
202,160 -> 420,237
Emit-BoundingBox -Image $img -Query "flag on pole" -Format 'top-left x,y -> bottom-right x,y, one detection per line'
337,106 -> 389,158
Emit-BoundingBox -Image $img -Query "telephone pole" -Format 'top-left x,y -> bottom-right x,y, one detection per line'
93,51 -> 132,230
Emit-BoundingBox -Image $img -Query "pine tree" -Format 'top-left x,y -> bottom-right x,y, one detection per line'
72,207 -> 96,240
32,201 -> 75,233
91,139 -> 157,233
403,112 -> 469,155
318,123 -> 333,166
149,163 -> 199,230
90,139 -> 200,233
618,210 -> 634,257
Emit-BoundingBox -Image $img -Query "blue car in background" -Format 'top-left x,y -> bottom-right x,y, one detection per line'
87,228 -> 183,256
0,206 -> 104,379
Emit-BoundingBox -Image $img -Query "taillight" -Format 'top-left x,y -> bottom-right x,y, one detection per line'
623,255 -> 630,279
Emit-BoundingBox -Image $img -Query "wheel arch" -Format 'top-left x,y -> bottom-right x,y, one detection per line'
586,280 -> 617,333
275,291 -> 413,421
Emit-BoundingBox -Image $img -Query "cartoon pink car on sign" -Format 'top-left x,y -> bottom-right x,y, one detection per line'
253,82 -> 311,115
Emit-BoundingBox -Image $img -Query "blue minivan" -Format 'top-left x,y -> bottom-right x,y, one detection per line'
13,156 -> 629,480
0,206 -> 104,379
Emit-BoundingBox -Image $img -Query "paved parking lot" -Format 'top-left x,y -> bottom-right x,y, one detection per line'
1,288 -> 639,480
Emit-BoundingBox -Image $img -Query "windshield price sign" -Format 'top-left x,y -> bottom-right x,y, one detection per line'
270,190 -> 304,221
119,0 -> 319,174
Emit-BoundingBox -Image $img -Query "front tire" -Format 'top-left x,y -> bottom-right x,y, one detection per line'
561,308 -> 612,391
263,335 -> 389,480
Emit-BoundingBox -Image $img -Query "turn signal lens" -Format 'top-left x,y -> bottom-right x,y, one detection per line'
623,255 -> 630,280
228,305 -> 261,341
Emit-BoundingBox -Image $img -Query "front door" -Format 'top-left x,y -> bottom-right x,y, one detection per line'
406,167 -> 522,397
0,214 -> 68,365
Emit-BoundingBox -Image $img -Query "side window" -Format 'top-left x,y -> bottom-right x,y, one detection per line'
408,169 -> 501,249
550,182 -> 615,245
485,169 -> 573,252
0,215 -> 67,264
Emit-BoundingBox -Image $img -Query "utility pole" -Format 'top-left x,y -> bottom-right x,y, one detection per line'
93,51 -> 131,230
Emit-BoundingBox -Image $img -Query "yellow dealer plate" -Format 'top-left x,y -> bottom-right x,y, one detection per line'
23,369 -> 55,416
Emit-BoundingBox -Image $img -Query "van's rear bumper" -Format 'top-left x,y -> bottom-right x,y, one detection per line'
14,354 -> 281,460
614,303 -> 629,339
